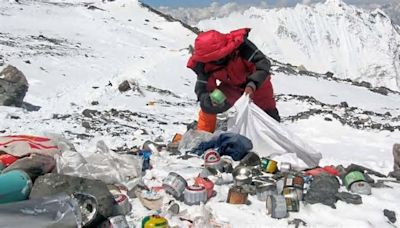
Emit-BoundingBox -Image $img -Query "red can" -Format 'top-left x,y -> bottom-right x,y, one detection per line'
194,176 -> 214,199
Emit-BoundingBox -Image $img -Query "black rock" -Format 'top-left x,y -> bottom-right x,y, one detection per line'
82,109 -> 98,118
0,65 -> 29,107
383,209 -> 396,223
346,163 -> 386,178
324,117 -> 333,121
82,121 -> 92,129
118,80 -> 131,92
304,173 -> 340,208
339,101 -> 349,108
91,101 -> 99,105
335,192 -> 362,205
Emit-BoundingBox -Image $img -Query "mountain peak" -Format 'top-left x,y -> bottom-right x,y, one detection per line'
324,0 -> 346,6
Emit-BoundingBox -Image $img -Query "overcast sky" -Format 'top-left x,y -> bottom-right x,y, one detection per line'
141,0 -> 393,8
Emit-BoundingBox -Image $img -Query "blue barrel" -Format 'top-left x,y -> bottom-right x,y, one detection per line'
0,170 -> 32,204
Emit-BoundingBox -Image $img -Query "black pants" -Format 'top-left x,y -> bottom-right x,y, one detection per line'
264,108 -> 281,122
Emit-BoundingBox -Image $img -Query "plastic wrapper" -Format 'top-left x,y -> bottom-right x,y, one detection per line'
0,193 -> 81,228
178,129 -> 213,152
56,140 -> 142,186
228,95 -> 322,168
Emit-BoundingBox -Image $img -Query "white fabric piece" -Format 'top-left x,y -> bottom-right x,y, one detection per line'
227,95 -> 322,168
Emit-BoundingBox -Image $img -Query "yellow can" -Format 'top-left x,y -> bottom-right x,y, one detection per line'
261,158 -> 278,173
142,215 -> 168,228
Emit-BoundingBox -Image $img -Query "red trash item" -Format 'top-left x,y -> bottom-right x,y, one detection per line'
195,176 -> 215,199
0,154 -> 19,167
305,166 -> 339,176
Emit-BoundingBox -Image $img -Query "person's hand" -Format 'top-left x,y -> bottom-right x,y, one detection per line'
244,86 -> 254,98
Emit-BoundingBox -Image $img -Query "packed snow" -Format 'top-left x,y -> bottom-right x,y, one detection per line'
0,0 -> 399,227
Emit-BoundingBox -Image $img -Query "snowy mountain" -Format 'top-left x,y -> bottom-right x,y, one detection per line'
197,0 -> 400,91
1,0 -> 400,227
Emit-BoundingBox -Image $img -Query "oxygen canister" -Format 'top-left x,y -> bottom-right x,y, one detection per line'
350,181 -> 372,195
266,195 -> 288,219
256,181 -> 277,201
142,215 -> 168,228
210,89 -> 226,105
283,187 -> 300,212
0,170 -> 32,204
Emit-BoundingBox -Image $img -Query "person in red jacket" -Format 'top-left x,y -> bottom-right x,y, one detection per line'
187,28 -> 280,133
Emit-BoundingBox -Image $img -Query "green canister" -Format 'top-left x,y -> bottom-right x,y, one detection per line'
0,170 -> 32,204
343,171 -> 366,189
210,89 -> 226,105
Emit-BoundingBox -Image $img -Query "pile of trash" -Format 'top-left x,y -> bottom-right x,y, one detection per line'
0,130 -> 399,227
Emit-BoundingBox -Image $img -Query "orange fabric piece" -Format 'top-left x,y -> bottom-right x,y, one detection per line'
197,110 -> 217,133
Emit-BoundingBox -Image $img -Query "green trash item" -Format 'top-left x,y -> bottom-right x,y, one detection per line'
0,170 -> 32,204
343,171 -> 365,189
210,89 -> 226,105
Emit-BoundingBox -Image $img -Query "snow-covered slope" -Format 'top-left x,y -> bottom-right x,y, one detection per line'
197,0 -> 400,91
1,0 -> 400,227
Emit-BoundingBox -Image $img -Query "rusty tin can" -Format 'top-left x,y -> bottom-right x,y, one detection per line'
227,186 -> 248,204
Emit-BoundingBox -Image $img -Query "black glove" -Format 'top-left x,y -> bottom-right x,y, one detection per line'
199,93 -> 231,114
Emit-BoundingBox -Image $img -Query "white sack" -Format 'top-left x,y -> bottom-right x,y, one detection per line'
228,95 -> 322,168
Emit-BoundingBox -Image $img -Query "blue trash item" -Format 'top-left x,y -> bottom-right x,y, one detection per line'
193,133 -> 252,161
0,170 -> 32,204
141,150 -> 152,171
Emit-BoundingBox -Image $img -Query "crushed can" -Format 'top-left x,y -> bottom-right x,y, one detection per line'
99,215 -> 129,228
227,186 -> 248,204
162,172 -> 187,199
142,215 -> 168,228
260,158 -> 278,174
0,170 -> 32,204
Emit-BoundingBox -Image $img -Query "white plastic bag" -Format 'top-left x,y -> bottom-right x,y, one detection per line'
56,141 -> 142,186
228,95 -> 322,168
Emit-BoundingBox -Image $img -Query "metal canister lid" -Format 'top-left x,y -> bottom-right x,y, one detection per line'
350,181 -> 371,195
162,172 -> 187,198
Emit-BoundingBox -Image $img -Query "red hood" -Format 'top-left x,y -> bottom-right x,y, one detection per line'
187,28 -> 250,68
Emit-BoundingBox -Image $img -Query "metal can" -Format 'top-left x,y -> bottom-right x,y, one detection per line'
343,171 -> 366,189
284,174 -> 304,200
142,215 -> 168,228
162,172 -> 187,199
204,149 -> 222,170
194,176 -> 215,199
283,187 -> 300,212
73,192 -> 98,227
232,166 -> 253,186
280,162 -> 291,173
210,89 -> 226,105
266,194 -> 288,219
161,200 -> 180,215
184,185 -> 208,205
112,194 -> 132,216
260,158 -> 278,174
256,181 -> 277,201
99,215 -> 129,228
227,186 -> 248,204
0,170 -> 32,204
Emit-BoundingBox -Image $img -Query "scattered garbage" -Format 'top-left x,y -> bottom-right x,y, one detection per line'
335,192 -> 362,205
343,171 -> 371,195
266,194 -> 288,219
99,215 -> 129,228
184,185 -> 208,205
162,172 -> 187,199
142,215 -> 169,228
